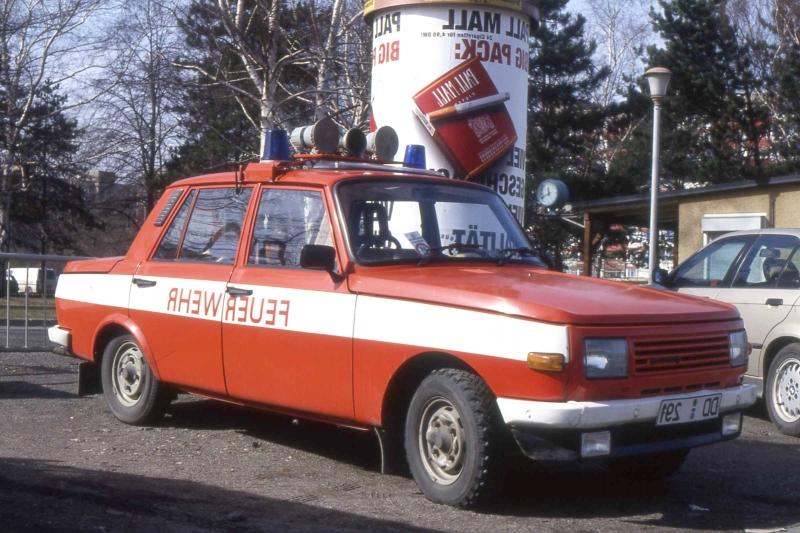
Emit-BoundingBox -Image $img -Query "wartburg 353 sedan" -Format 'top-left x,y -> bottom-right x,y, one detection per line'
50,154 -> 756,507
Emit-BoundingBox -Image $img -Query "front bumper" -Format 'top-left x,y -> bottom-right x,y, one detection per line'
496,384 -> 757,461
496,384 -> 757,429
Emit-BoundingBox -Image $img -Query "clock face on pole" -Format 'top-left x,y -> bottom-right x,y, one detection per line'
536,179 -> 568,208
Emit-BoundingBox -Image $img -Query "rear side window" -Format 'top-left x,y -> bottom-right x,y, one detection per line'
179,188 -> 252,264
153,190 -> 196,260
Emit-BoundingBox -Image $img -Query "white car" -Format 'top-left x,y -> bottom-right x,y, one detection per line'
656,229 -> 800,435
9,267 -> 58,295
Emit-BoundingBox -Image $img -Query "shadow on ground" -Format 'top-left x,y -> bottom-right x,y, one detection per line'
159,396 -> 800,530
0,380 -> 75,400
164,399 -> 380,472
0,457 -> 436,533
6,353 -> 799,530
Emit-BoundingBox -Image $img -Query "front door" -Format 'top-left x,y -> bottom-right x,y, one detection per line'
715,234 -> 800,377
673,234 -> 754,300
222,186 -> 356,419
130,186 -> 253,394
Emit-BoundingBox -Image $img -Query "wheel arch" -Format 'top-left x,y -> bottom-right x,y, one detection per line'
92,314 -> 161,380
763,336 -> 800,388
380,351 -> 487,430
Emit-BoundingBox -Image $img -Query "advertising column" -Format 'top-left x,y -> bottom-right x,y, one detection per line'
367,0 -> 539,233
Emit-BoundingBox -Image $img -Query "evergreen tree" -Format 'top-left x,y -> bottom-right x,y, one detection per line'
771,2 -> 800,165
2,84 -> 95,253
527,0 -> 608,197
526,0 -> 609,268
639,0 -> 769,185
165,82 -> 257,180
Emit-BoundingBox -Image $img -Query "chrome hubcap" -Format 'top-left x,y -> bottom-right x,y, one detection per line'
418,397 -> 465,485
774,357 -> 800,423
112,342 -> 145,407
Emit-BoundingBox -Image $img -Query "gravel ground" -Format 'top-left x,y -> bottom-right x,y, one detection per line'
2,350 -> 800,532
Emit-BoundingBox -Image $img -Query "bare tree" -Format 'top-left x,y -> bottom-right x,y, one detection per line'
85,0 -> 184,212
310,0 -> 372,128
585,0 -> 652,108
583,0 -> 653,170
0,0 -> 108,250
726,0 -> 800,159
174,0 -> 371,155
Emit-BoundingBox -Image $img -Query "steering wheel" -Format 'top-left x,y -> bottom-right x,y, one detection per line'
357,234 -> 402,255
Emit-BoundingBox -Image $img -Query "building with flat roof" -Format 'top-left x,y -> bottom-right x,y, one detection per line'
572,173 -> 800,276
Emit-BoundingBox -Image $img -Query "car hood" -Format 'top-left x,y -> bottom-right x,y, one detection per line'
347,264 -> 739,326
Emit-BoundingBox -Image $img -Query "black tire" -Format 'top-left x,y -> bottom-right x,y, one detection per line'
765,343 -> 800,436
404,368 -> 502,507
100,334 -> 170,425
608,449 -> 689,481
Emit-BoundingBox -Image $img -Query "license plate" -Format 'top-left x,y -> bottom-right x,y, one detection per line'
656,394 -> 721,426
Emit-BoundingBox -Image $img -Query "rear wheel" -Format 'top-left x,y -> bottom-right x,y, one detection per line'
404,368 -> 502,507
101,335 -> 170,425
609,449 -> 689,481
766,344 -> 800,436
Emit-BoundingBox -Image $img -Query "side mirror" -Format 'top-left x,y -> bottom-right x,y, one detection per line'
652,268 -> 671,287
300,244 -> 337,272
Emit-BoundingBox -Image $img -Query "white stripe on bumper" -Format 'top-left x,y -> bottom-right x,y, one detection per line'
496,384 -> 757,430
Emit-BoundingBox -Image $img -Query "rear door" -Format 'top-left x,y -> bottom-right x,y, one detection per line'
130,186 -> 253,394
222,186 -> 356,418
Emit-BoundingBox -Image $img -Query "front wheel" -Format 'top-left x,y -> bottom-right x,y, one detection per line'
766,344 -> 800,436
404,368 -> 502,507
101,334 -> 170,425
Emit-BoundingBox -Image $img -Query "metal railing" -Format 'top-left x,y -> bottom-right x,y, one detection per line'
1,252 -> 90,351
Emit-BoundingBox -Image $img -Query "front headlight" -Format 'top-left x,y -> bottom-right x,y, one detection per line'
584,338 -> 628,379
729,330 -> 749,367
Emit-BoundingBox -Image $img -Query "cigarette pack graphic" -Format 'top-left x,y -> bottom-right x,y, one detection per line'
412,57 -> 517,179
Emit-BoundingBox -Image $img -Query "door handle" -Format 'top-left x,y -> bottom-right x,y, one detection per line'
132,278 -> 157,288
226,286 -> 253,297
766,298 -> 783,307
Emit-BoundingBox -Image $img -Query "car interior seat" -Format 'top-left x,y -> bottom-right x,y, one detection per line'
763,251 -> 800,287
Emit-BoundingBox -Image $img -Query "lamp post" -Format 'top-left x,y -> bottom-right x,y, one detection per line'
644,67 -> 672,282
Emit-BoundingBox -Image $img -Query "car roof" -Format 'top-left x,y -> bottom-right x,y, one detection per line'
718,228 -> 800,238
167,159 -> 485,190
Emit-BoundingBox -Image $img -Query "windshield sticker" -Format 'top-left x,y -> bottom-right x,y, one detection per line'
405,231 -> 431,256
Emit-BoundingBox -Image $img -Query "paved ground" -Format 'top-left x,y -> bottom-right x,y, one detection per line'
2,351 -> 800,532
1,325 -> 53,350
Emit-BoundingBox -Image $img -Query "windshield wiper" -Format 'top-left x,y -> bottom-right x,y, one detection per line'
417,243 -> 483,266
496,246 -> 535,266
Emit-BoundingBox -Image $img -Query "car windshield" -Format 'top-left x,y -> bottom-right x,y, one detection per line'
337,179 -> 545,267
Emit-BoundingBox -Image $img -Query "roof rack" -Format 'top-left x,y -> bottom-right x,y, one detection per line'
307,159 -> 444,177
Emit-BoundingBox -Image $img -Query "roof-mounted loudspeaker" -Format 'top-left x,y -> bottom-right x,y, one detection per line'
290,117 -> 339,153
340,128 -> 367,156
366,126 -> 399,161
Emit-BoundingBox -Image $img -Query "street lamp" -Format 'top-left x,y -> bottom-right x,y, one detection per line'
644,67 -> 672,282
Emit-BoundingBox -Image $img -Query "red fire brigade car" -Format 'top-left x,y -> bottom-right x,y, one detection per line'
50,149 -> 756,507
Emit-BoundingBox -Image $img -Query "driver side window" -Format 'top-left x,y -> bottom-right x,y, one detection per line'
248,188 -> 332,268
672,237 -> 750,288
